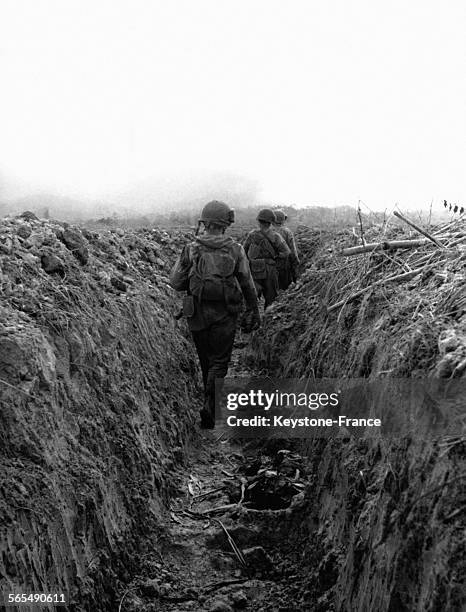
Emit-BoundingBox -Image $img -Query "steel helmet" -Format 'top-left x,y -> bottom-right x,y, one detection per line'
199,200 -> 235,227
256,208 -> 276,224
274,210 -> 287,224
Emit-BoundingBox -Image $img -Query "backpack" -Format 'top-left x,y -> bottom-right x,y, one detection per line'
247,230 -> 279,260
188,243 -> 243,311
246,230 -> 280,280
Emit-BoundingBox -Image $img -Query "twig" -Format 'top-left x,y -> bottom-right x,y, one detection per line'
0,378 -> 38,399
213,518 -> 247,569
203,578 -> 251,593
447,235 -> 466,248
439,438 -> 465,458
192,486 -> 225,502
393,210 -> 445,248
170,511 -> 186,525
202,503 -> 240,515
357,201 -> 366,246
381,208 -> 388,234
327,267 -> 426,313
341,239 -> 429,257
432,219 -> 462,235
381,250 -> 411,273
118,588 -> 133,612
312,263 -> 360,274
12,505 -> 42,516
239,481 -> 246,504
411,299 -> 424,320
444,506 -> 466,521
162,594 -> 200,603
181,509 -> 206,520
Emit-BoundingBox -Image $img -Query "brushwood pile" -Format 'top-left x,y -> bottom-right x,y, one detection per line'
250,221 -> 465,377
0,213 -> 199,610
244,219 -> 465,611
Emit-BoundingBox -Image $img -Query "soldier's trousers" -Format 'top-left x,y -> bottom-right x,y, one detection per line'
191,314 -> 237,419
277,259 -> 292,291
254,266 -> 279,308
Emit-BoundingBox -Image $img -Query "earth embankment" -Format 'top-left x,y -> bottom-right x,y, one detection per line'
243,223 -> 465,611
0,215 -> 198,610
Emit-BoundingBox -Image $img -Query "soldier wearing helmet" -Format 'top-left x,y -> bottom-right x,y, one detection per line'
242,208 -> 290,308
170,201 -> 260,428
273,210 -> 300,289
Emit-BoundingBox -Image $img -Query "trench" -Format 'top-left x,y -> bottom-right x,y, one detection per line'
0,217 -> 465,612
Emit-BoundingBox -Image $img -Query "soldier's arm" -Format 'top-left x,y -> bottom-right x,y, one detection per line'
242,232 -> 252,257
235,245 -> 259,311
169,245 -> 191,291
274,233 -> 291,259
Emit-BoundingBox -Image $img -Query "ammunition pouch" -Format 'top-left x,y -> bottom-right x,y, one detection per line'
250,258 -> 268,280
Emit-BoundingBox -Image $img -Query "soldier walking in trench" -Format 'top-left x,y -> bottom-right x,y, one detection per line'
273,210 -> 300,290
243,209 -> 290,308
169,201 -> 260,429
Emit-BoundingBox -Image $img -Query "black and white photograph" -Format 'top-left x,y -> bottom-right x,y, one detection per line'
0,1 -> 465,610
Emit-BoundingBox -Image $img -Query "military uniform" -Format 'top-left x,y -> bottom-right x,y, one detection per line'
170,234 -> 258,426
274,224 -> 300,290
243,227 -> 290,308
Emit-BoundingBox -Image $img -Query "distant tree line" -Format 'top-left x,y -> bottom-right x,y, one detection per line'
84,204 -> 383,230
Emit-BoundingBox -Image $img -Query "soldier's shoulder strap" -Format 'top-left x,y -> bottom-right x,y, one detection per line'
262,231 -> 281,257
249,230 -> 277,257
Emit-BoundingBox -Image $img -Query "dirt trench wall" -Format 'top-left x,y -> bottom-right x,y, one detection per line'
289,437 -> 465,611
246,230 -> 465,611
0,216 -> 198,610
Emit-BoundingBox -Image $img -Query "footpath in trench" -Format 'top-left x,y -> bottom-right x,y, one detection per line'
119,337 -> 312,612
120,435 -> 312,612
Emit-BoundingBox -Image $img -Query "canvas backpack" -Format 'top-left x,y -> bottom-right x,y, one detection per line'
246,230 -> 280,279
247,230 -> 279,260
188,243 -> 243,310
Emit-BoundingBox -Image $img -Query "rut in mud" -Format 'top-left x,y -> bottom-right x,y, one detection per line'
1,215 -> 465,612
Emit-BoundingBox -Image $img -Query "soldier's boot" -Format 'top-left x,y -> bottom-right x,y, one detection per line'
200,397 -> 215,429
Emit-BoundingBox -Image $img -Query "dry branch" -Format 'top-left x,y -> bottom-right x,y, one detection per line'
192,486 -> 225,503
327,267 -> 425,313
393,211 -> 445,248
341,239 -> 429,257
118,588 -> 133,612
357,202 -> 366,246
213,518 -> 247,569
203,578 -> 251,594
202,503 -> 239,515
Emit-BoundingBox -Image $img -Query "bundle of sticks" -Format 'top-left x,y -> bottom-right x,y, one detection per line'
327,211 -> 465,313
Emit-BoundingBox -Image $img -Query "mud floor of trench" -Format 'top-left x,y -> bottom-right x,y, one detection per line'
117,334 -> 314,612
118,434 -> 312,612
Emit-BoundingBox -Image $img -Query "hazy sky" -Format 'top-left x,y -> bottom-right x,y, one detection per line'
0,0 -> 465,210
